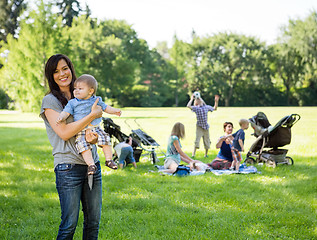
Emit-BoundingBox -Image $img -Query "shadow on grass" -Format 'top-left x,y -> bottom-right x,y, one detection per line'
1,127 -> 316,239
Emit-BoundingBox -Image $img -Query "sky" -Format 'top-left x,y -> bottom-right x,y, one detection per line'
78,0 -> 317,48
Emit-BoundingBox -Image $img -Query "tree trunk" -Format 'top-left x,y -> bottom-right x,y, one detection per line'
225,97 -> 230,107
175,91 -> 179,107
225,86 -> 234,107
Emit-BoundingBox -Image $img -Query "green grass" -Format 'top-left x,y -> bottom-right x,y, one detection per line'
0,107 -> 316,239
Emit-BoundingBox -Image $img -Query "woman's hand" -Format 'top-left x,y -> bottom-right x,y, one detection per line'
86,129 -> 98,144
189,161 -> 194,170
225,135 -> 233,145
90,98 -> 103,119
216,135 -> 231,148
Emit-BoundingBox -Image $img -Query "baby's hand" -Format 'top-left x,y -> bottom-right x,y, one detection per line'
56,117 -> 63,125
114,109 -> 122,117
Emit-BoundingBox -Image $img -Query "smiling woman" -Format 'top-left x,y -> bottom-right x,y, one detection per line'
209,121 -> 234,170
41,54 -> 103,239
52,59 -> 73,99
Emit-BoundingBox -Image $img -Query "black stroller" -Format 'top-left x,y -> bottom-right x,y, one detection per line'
125,119 -> 166,164
103,118 -> 165,165
245,112 -> 300,167
103,118 -> 142,166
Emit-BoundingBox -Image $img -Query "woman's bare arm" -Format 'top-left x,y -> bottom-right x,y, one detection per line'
173,140 -> 193,164
216,137 -> 225,149
45,98 -> 102,141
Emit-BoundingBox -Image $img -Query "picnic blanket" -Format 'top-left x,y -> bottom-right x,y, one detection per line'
210,163 -> 259,175
154,163 -> 259,176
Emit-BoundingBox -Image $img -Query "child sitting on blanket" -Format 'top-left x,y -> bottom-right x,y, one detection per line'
229,119 -> 249,171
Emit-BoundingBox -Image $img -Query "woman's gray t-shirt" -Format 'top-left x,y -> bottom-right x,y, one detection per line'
40,93 -> 99,169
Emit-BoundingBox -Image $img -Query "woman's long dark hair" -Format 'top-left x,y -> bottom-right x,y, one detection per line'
44,54 -> 76,107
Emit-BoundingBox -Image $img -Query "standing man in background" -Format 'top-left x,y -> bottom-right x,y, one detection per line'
187,92 -> 219,158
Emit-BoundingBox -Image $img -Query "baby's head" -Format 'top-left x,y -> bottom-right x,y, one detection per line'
74,74 -> 98,99
239,119 -> 249,130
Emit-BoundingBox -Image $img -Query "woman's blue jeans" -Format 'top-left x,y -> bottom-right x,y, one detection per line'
55,162 -> 102,240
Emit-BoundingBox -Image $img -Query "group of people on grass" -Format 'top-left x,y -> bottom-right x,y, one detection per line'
163,92 -> 249,173
41,53 -> 249,239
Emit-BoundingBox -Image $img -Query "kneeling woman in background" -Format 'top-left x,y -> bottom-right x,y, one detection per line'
164,122 -> 203,173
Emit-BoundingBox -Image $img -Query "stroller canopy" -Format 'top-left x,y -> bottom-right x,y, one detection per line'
249,113 -> 300,151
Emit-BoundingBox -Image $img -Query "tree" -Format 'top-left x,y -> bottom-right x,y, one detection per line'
168,35 -> 191,106
56,0 -> 81,26
137,48 -> 177,107
185,33 -> 272,106
62,17 -> 141,106
91,19 -> 176,107
0,1 -> 63,111
270,43 -> 304,105
0,0 -> 26,44
280,11 -> 317,105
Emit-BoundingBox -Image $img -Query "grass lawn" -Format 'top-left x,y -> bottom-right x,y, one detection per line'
0,107 -> 316,239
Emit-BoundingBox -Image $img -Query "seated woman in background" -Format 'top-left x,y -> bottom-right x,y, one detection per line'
163,122 -> 203,173
209,122 -> 234,170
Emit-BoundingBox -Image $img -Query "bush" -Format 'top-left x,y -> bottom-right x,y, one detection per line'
294,86 -> 317,106
0,88 -> 9,109
232,84 -> 287,106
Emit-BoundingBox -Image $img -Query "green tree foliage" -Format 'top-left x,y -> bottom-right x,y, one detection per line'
182,33 -> 272,106
55,0 -> 81,27
168,35 -> 191,106
63,17 -> 142,105
96,19 -> 176,107
0,0 -> 26,44
270,43 -> 304,105
0,87 -> 10,109
0,1 -> 63,111
1,1 -> 317,111
52,16 -> 175,107
137,48 -> 178,107
280,11 -> 317,105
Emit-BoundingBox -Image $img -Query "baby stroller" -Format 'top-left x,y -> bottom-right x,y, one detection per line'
245,112 -> 300,167
125,119 -> 166,164
103,118 -> 165,164
103,118 -> 143,166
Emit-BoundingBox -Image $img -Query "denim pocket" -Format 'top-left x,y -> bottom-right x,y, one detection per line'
54,163 -> 74,172
55,164 -> 77,189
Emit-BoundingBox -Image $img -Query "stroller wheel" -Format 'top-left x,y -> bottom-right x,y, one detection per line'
285,156 -> 294,165
244,157 -> 256,165
266,159 -> 276,168
151,151 -> 157,164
